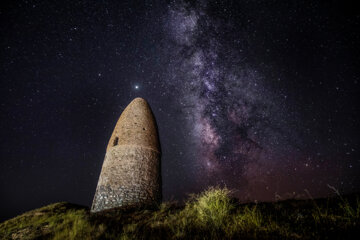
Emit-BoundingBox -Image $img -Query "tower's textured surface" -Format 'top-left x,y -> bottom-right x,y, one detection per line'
91,98 -> 161,213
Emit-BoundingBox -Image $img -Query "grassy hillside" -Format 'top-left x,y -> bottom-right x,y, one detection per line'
0,187 -> 359,240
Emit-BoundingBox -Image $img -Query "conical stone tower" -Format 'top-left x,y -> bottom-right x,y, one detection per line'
91,98 -> 161,213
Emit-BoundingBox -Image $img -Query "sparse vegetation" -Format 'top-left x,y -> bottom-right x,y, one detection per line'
0,187 -> 359,239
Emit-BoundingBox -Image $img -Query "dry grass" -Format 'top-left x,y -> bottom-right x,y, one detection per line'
0,187 -> 359,239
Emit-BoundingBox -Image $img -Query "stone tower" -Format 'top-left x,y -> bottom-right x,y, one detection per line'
91,98 -> 161,213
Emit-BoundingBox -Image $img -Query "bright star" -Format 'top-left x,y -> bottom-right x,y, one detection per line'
134,85 -> 139,90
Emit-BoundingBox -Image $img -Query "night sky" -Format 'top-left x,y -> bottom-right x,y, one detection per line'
1,0 -> 359,221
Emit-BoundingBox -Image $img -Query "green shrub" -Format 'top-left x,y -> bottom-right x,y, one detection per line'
188,186 -> 234,227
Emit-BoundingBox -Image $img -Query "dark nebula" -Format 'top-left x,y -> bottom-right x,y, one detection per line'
0,0 -> 359,221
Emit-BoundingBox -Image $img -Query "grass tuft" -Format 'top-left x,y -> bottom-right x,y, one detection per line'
186,186 -> 234,227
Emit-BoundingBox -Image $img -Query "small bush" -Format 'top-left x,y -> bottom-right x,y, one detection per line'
187,186 -> 234,227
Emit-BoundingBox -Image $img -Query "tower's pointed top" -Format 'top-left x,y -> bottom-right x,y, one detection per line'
132,97 -> 146,102
107,98 -> 160,152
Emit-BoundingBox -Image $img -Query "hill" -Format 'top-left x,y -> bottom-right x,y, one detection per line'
0,187 -> 359,239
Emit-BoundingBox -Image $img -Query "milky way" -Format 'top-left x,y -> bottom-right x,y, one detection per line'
161,1 -> 351,201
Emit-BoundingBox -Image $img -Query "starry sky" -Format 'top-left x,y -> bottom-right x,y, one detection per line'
0,0 -> 359,221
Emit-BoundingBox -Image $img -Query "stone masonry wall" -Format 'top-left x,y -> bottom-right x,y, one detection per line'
91,145 -> 161,212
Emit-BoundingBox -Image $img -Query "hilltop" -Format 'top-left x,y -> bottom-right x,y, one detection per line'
0,188 -> 359,240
